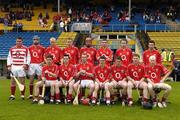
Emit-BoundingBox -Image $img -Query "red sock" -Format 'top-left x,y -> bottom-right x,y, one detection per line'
143,97 -> 148,102
51,96 -> 54,100
11,85 -> 16,95
29,84 -> 33,95
55,93 -> 60,100
67,94 -> 72,100
106,97 -> 110,101
161,97 -> 166,102
21,86 -> 26,96
128,98 -> 133,102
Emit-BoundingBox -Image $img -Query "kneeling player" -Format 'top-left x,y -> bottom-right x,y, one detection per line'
55,54 -> 76,104
33,54 -> 59,104
109,56 -> 128,106
146,56 -> 172,108
92,56 -> 111,105
127,53 -> 148,106
73,54 -> 94,101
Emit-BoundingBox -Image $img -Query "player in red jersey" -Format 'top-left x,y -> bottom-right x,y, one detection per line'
79,37 -> 96,65
109,56 -> 128,106
145,56 -> 172,108
55,54 -> 76,104
127,53 -> 148,106
115,39 -> 133,66
96,39 -> 113,66
143,40 -> 162,65
7,37 -> 31,100
44,37 -> 62,65
27,35 -> 45,99
73,54 -> 94,100
32,54 -> 59,104
63,39 -> 79,65
92,56 -> 111,105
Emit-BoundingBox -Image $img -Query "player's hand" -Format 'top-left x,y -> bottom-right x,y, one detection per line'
42,78 -> 46,84
7,66 -> 11,71
23,64 -> 28,70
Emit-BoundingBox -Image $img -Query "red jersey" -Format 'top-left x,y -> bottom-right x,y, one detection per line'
63,46 -> 79,64
59,64 -> 75,80
145,64 -> 169,83
111,65 -> 127,81
127,63 -> 145,81
42,64 -> 59,81
115,48 -> 133,66
76,63 -> 94,80
44,45 -> 62,64
94,65 -> 111,83
79,47 -> 96,64
143,49 -> 161,65
96,47 -> 113,66
29,45 -> 45,64
7,45 -> 30,66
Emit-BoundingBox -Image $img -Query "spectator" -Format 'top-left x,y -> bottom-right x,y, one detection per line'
59,20 -> 64,32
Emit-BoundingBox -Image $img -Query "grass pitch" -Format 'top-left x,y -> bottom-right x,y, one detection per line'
0,79 -> 180,120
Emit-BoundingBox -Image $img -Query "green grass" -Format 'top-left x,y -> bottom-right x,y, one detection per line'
0,79 -> 180,120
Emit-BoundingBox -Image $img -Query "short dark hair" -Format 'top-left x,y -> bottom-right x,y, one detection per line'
149,40 -> 155,45
121,39 -> 128,44
17,37 -> 23,41
45,54 -> 53,59
63,54 -> 70,58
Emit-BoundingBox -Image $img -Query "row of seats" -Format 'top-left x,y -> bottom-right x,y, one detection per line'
0,32 -> 61,59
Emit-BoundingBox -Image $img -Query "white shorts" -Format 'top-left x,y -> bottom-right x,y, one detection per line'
80,80 -> 94,88
11,65 -> 26,77
45,80 -> 58,86
28,63 -> 42,76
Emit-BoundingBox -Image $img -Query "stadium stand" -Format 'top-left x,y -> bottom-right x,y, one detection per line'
0,32 -> 60,59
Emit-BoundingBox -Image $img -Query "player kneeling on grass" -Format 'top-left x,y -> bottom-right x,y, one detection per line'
127,53 -> 148,106
33,54 -> 59,104
145,56 -> 172,108
92,56 -> 111,105
74,54 -> 94,101
109,56 -> 128,106
55,54 -> 76,104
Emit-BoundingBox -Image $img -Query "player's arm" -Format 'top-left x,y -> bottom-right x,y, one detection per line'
160,71 -> 171,83
7,51 -> 12,69
127,76 -> 135,83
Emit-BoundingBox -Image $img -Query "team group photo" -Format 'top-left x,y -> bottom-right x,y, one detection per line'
0,0 -> 180,120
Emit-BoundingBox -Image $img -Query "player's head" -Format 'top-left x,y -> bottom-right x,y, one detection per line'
45,54 -> 53,65
16,37 -> 23,47
50,37 -> 56,46
120,39 -> 128,48
67,38 -> 73,46
81,53 -> 87,63
148,40 -> 155,50
132,53 -> 140,64
99,55 -> 106,66
85,37 -> 92,47
63,54 -> 70,64
33,35 -> 40,45
100,39 -> 108,48
115,56 -> 122,66
149,55 -> 156,65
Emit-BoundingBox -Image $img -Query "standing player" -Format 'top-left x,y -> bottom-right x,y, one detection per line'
28,35 -> 45,99
115,39 -> 133,66
145,56 -> 172,108
96,39 -> 113,66
7,37 -> 31,100
74,54 -> 94,100
55,54 -> 76,104
63,39 -> 79,65
109,56 -> 128,106
44,37 -> 62,65
33,54 -> 59,104
92,56 -> 111,105
127,53 -> 148,106
79,37 -> 96,65
143,40 -> 161,65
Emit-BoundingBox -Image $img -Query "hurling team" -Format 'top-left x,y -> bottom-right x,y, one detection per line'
7,35 -> 172,108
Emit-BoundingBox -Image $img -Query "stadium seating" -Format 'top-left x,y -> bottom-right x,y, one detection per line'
0,32 -> 61,59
